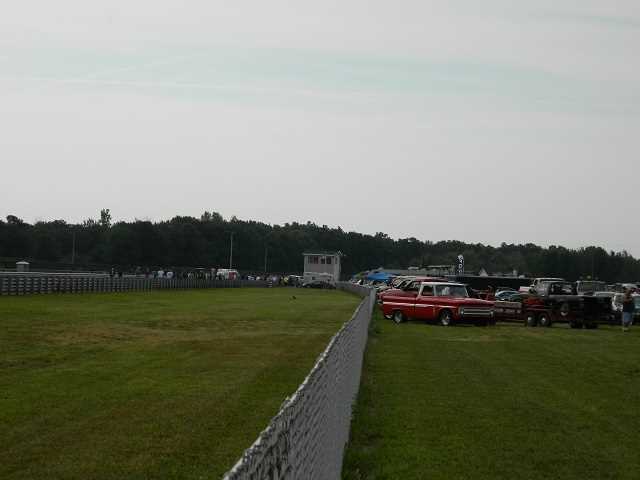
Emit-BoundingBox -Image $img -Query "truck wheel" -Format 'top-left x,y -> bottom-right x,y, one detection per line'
525,313 -> 537,327
392,310 -> 405,324
439,310 -> 453,327
538,313 -> 552,328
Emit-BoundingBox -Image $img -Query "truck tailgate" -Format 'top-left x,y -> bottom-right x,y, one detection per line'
493,301 -> 522,321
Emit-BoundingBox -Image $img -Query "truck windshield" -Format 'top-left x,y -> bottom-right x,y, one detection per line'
435,285 -> 468,298
541,282 -> 574,295
577,281 -> 606,293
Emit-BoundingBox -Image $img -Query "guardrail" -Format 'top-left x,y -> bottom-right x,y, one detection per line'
222,282 -> 374,480
0,275 -> 271,296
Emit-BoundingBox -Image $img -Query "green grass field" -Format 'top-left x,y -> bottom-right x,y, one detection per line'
0,288 -> 360,480
343,311 -> 640,480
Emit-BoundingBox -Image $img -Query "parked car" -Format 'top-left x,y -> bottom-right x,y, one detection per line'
493,292 -> 527,309
503,292 -> 525,302
381,281 -> 495,326
284,275 -> 303,287
495,290 -> 518,301
606,283 -> 638,293
495,287 -> 516,295
302,280 -> 335,289
390,278 -> 416,291
389,276 -> 414,288
372,281 -> 391,293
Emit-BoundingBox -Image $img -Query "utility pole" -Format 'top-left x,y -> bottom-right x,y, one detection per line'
229,232 -> 234,269
71,230 -> 76,266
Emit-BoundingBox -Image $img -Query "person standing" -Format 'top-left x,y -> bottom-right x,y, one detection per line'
622,289 -> 635,332
485,285 -> 495,301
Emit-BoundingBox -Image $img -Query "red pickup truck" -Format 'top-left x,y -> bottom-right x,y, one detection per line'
381,282 -> 495,326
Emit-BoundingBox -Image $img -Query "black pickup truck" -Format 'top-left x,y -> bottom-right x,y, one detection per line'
494,281 -> 612,328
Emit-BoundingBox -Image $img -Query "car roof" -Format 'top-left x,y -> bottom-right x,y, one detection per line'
421,282 -> 464,287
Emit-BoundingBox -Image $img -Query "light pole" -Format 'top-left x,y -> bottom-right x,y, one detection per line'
264,244 -> 268,274
229,232 -> 234,269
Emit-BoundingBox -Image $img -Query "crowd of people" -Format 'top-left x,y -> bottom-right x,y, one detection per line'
107,266 -> 304,287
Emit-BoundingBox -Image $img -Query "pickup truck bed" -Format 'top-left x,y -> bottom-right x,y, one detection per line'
493,294 -> 612,328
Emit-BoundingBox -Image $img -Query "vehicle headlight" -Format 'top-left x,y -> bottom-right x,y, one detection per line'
458,307 -> 465,315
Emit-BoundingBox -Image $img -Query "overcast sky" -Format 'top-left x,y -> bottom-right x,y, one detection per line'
1,1 -> 639,254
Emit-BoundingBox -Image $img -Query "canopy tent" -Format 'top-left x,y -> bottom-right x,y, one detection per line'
366,271 -> 394,282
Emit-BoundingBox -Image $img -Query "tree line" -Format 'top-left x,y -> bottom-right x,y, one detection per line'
1,210 -> 639,281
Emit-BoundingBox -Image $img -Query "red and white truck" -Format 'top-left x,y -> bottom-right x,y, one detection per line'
381,281 -> 495,326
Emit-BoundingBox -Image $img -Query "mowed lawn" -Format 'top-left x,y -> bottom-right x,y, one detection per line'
343,312 -> 640,480
0,288 -> 360,480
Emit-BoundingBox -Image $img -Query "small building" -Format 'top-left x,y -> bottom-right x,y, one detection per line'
303,251 -> 342,283
16,261 -> 30,273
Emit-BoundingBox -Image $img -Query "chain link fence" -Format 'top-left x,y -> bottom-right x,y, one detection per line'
223,282 -> 374,480
0,273 -> 271,296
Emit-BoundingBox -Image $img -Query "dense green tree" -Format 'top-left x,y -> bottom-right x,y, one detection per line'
99,209 -> 112,229
0,215 -> 34,258
1,210 -> 640,281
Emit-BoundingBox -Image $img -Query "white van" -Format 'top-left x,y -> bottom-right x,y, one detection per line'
303,272 -> 334,285
216,269 -> 239,280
